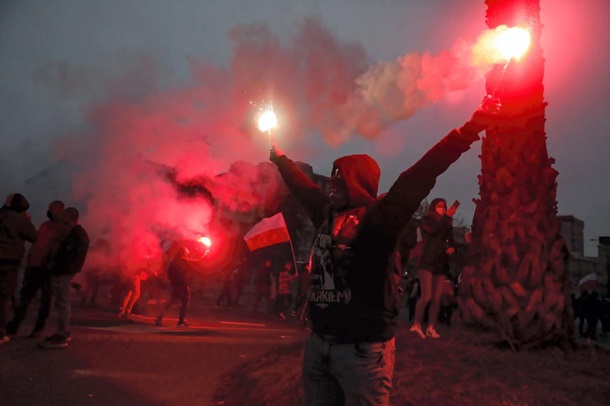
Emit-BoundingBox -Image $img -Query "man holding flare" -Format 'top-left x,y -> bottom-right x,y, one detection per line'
269,97 -> 500,405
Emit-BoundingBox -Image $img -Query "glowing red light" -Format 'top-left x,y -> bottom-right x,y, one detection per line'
496,27 -> 531,61
198,236 -> 212,247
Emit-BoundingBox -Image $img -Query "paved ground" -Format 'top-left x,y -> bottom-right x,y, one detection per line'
0,297 -> 309,406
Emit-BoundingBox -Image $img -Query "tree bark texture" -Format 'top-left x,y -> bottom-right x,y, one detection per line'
457,0 -> 573,348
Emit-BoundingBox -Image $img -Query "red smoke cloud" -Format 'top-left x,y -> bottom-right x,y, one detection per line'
44,17 -> 500,275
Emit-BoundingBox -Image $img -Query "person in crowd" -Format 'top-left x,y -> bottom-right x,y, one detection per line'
292,263 -> 311,321
79,238 -> 113,308
274,261 -> 296,320
393,218 -> 420,319
410,198 -> 456,339
155,246 -> 202,327
252,258 -> 274,315
601,295 -> 610,337
577,291 -> 588,337
405,274 -> 421,323
7,200 -> 64,338
269,100 -> 499,404
583,290 -> 602,340
0,193 -> 38,344
214,266 -> 235,309
40,207 -> 89,349
214,264 -> 235,309
232,258 -> 247,308
118,268 -> 146,319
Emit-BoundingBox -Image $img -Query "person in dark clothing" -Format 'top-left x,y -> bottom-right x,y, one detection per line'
40,207 -> 89,349
252,259 -> 274,315
577,291 -> 588,337
214,265 -> 235,309
601,295 -> 610,337
0,193 -> 38,344
274,261 -> 297,320
270,100 -> 499,405
583,291 -> 602,340
156,246 -> 200,327
292,263 -> 311,321
410,198 -> 456,339
7,200 -> 64,338
232,258 -> 247,307
405,275 -> 421,323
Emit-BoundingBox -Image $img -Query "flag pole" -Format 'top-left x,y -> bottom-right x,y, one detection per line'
285,225 -> 299,277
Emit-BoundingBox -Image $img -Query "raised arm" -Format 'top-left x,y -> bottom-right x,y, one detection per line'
377,99 -> 500,235
270,144 -> 329,227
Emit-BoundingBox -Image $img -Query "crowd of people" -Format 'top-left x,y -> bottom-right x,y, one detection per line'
5,97 -> 607,405
573,290 -> 610,340
0,195 -> 89,349
1,100 -> 498,406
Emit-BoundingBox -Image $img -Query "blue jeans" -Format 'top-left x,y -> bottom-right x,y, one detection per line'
50,275 -> 72,336
302,334 -> 395,406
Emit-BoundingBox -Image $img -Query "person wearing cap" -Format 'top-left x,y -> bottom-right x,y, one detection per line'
7,200 -> 65,338
269,100 -> 499,405
0,193 -> 38,344
40,207 -> 89,349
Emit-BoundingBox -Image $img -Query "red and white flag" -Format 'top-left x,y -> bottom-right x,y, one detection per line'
243,212 -> 291,251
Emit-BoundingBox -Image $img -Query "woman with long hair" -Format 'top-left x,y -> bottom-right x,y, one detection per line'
410,198 -> 456,339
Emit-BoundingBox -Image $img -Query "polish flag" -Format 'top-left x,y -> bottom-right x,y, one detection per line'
244,212 -> 291,251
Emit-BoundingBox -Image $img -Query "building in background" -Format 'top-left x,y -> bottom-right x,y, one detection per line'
557,215 -> 603,292
595,237 -> 610,296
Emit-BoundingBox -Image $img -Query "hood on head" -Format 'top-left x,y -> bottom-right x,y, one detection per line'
332,154 -> 380,208
3,193 -> 30,213
428,198 -> 446,215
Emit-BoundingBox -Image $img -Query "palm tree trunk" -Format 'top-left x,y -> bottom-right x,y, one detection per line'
457,0 -> 573,348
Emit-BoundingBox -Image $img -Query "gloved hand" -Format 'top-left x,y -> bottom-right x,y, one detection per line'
468,95 -> 502,133
269,141 -> 286,163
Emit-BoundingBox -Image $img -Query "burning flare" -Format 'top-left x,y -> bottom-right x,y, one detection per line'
495,27 -> 531,62
257,109 -> 277,133
198,236 -> 212,247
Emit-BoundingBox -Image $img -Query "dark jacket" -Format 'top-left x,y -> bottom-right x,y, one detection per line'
417,201 -> 454,275
50,225 -> 89,276
0,205 -> 38,264
272,125 -> 479,342
167,256 -> 191,286
27,219 -> 65,268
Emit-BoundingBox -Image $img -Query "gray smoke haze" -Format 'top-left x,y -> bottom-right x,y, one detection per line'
7,16 -> 501,274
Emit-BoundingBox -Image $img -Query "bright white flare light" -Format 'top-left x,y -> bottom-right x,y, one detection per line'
198,236 -> 212,247
496,27 -> 531,61
257,109 -> 277,133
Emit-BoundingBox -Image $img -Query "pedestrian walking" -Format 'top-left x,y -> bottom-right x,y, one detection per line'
156,246 -> 202,327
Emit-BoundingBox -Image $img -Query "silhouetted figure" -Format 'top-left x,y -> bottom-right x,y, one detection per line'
274,261 -> 296,320
252,259 -> 273,315
215,266 -> 235,309
584,291 -> 602,340
0,193 -> 38,345
41,207 -> 89,349
8,200 -> 64,338
156,247 -> 201,327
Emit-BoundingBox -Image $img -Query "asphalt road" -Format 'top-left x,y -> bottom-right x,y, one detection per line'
0,304 -> 308,406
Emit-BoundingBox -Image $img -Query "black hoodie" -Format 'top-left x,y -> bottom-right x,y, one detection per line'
272,125 -> 479,342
